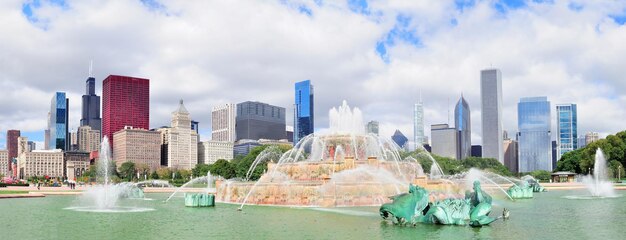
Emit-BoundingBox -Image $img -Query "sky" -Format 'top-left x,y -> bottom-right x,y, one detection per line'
1,0 -> 626,149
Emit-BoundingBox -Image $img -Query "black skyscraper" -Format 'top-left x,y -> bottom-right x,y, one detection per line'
80,77 -> 102,131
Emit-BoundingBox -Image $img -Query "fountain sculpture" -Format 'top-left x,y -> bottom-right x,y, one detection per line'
217,101 -> 442,208
379,181 -> 500,227
165,171 -> 216,207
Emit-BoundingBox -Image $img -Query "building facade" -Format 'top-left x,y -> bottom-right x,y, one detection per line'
49,92 -> 69,150
198,141 -> 234,164
366,121 -> 379,136
164,100 -> 198,170
65,151 -> 90,181
480,69 -> 504,164
17,137 -> 64,179
102,75 -> 149,144
414,100 -> 425,147
503,138 -> 518,173
112,127 -> 161,172
6,130 -> 20,175
80,76 -> 102,131
585,132 -> 599,145
556,103 -> 577,160
454,96 -> 471,160
518,97 -> 552,172
431,124 -> 458,159
391,130 -> 409,149
236,101 -> 286,141
78,125 -> 101,153
0,150 -> 8,176
211,103 -> 236,142
294,80 -> 314,143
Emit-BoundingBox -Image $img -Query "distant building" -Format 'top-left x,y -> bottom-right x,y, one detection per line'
503,138 -> 519,173
431,124 -> 457,159
552,140 -> 557,170
234,140 -> 262,156
102,75 -> 149,144
294,80 -> 314,143
236,101 -> 286,141
577,136 -> 587,148
70,131 -> 79,151
80,75 -> 102,131
585,132 -> 600,145
49,92 -> 69,150
17,137 -> 64,179
556,103 -> 577,160
454,96 -> 471,160
481,69 -> 504,164
366,121 -> 379,136
471,145 -> 482,157
112,126 -> 161,172
211,103 -> 236,142
27,141 -> 36,152
78,125 -> 101,153
286,126 -> 294,143
0,150 -> 8,176
198,141 -> 234,164
391,130 -> 409,149
6,130 -> 20,175
162,100 -> 198,170
65,151 -> 90,181
518,97 -> 552,172
414,98 -> 425,147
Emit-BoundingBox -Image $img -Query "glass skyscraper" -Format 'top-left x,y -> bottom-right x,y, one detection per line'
518,97 -> 552,172
80,76 -> 102,131
236,101 -> 286,141
414,99 -> 425,148
556,103 -> 577,160
294,80 -> 314,143
49,92 -> 69,150
454,96 -> 471,160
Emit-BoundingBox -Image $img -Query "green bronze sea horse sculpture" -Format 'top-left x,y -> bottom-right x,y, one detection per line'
380,181 -> 500,227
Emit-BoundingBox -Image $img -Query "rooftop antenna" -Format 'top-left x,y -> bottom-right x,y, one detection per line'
88,60 -> 93,78
419,89 -> 422,103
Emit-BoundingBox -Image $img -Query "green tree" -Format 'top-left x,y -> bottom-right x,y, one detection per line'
192,164 -> 211,177
156,168 -> 172,180
210,159 -> 236,179
608,160 -> 625,180
530,170 -> 551,181
177,169 -> 192,180
118,161 -> 136,181
234,145 -> 292,180
150,171 -> 159,179
555,149 -> 583,173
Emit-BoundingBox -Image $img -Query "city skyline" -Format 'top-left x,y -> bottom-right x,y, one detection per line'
2,1 -> 626,149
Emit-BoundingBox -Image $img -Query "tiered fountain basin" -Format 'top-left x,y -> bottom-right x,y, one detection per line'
216,156 -> 460,207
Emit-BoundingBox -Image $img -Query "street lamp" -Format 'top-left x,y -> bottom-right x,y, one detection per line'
619,165 -> 622,182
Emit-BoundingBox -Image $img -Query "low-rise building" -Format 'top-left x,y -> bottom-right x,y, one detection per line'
0,150 -> 8,176
65,151 -> 90,181
198,141 -> 234,164
113,126 -> 161,172
17,149 -> 64,179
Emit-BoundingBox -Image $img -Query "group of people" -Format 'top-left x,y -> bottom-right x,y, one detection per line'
68,182 -> 77,189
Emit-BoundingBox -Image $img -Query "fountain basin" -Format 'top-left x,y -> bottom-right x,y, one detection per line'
184,193 -> 215,207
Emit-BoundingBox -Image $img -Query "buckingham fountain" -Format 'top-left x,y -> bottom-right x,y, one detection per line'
216,101 -> 462,209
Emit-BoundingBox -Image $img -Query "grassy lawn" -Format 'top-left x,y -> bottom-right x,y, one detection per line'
0,190 -> 29,194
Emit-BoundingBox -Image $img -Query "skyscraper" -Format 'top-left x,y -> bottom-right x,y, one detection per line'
414,98 -> 425,147
211,103 -> 236,142
518,97 -> 552,172
366,121 -> 379,136
164,100 -> 198,170
556,103 -> 577,160
102,75 -> 149,144
454,96 -> 471,160
480,69 -> 504,163
503,137 -> 518,173
80,75 -> 102,131
49,92 -> 69,150
236,101 -> 286,141
431,124 -> 457,159
6,130 -> 20,175
391,130 -> 409,149
294,80 -> 314,143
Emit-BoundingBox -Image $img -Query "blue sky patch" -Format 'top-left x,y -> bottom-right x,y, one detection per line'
455,0 -> 475,13
375,15 -> 422,63
22,0 -> 68,29
568,2 -> 583,12
610,14 -> 626,25
298,5 -> 313,16
348,0 -> 369,15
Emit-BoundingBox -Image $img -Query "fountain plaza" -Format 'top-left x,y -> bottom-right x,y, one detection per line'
0,101 -> 624,239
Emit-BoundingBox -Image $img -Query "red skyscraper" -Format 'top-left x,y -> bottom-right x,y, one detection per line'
6,130 -> 20,174
102,75 -> 150,145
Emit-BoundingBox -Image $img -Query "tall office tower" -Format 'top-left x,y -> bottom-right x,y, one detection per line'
294,80 -> 314,143
518,97 -> 552,172
391,130 -> 409,149
480,69 -> 504,163
102,75 -> 149,144
556,103 -> 577,160
164,100 -> 198,170
27,141 -> 36,152
70,131 -> 78,150
49,92 -> 69,150
211,103 -> 236,142
236,101 -> 286,141
366,121 -> 379,136
80,75 -> 102,131
414,99 -> 425,147
6,130 -> 20,174
585,132 -> 599,145
44,112 -> 50,150
78,125 -> 101,153
431,124 -> 458,159
454,96 -> 471,160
